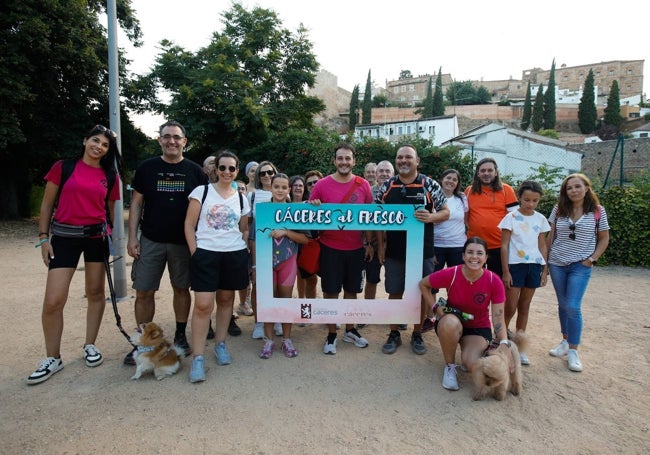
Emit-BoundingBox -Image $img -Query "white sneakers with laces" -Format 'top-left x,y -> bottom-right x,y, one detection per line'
442,363 -> 459,391
549,339 -> 570,357
27,357 -> 63,385
568,349 -> 583,372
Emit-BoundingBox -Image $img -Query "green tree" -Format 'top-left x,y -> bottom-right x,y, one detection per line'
432,68 -> 445,117
476,86 -> 491,104
362,70 -> 372,124
372,94 -> 388,108
578,69 -> 597,134
520,81 -> 532,130
422,77 -> 434,118
446,80 -> 476,105
543,59 -> 557,130
143,4 -> 324,161
349,84 -> 360,131
399,70 -> 413,80
531,84 -> 545,131
603,80 -> 623,127
0,0 -> 142,219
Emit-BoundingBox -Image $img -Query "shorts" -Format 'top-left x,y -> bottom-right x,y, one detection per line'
274,255 -> 298,287
49,235 -> 108,270
364,254 -> 381,285
189,248 -> 250,292
486,248 -> 503,277
384,257 -> 435,295
319,243 -> 364,295
508,263 -> 543,288
434,323 -> 493,343
131,235 -> 190,291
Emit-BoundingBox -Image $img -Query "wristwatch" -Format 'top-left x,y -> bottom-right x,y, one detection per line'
588,256 -> 597,264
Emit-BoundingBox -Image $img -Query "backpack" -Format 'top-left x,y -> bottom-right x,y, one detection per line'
56,159 -> 117,227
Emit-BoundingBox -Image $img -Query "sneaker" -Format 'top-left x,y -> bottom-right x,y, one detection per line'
228,315 -> 242,336
421,317 -> 435,334
382,331 -> 402,354
398,324 -> 408,330
520,352 -> 531,366
27,357 -> 63,385
207,323 -> 215,340
123,348 -> 136,366
189,355 -> 206,383
323,337 -> 337,355
237,301 -> 254,316
214,341 -> 232,365
410,332 -> 426,355
549,339 -> 569,357
442,364 -> 459,391
174,333 -> 192,357
83,344 -> 104,367
274,322 -> 283,336
260,338 -> 275,359
281,339 -> 298,358
568,349 -> 583,372
252,322 -> 264,339
342,328 -> 369,348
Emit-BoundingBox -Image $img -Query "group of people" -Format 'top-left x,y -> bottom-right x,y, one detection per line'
28,121 -> 610,393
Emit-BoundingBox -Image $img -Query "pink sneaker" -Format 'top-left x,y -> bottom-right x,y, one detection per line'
260,339 -> 274,359
281,339 -> 298,358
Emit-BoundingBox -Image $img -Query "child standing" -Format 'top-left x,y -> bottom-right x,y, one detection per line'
260,173 -> 308,359
498,181 -> 550,366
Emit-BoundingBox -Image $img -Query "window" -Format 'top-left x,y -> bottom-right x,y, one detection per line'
609,70 -> 614,76
398,126 -> 403,135
393,87 -> 399,94
407,125 -> 411,134
627,69 -> 632,75
409,85 -> 414,91
401,86 -> 406,92
412,95 -> 419,101
429,126 -> 435,135
563,75 -> 568,81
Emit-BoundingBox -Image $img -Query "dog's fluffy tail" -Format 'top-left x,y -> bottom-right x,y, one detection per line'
173,345 -> 188,358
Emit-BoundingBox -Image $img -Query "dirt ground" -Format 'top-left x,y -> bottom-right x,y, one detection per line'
1,219 -> 649,454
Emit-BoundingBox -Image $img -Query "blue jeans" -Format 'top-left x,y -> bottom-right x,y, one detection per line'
549,262 -> 593,346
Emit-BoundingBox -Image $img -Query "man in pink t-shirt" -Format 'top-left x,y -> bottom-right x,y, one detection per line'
309,143 -> 374,355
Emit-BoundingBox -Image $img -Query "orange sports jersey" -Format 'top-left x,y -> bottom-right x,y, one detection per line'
464,184 -> 518,249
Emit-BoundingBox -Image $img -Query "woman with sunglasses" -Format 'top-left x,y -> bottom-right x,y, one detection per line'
546,173 -> 609,373
184,151 -> 251,382
28,125 -> 123,384
296,170 -> 323,305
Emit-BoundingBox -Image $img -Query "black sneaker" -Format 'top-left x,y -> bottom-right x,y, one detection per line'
411,331 -> 426,355
382,330 -> 402,354
123,348 -> 136,366
228,315 -> 242,336
174,333 -> 192,357
207,322 -> 215,340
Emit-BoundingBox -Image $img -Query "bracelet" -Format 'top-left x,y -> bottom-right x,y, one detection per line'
35,238 -> 49,248
39,232 -> 49,237
499,339 -> 511,346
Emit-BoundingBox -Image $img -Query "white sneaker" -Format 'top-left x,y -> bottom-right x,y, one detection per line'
442,364 -> 459,391
27,357 -> 63,385
274,322 -> 283,336
342,329 -> 369,348
252,322 -> 264,339
323,337 -> 337,355
520,353 -> 531,366
83,344 -> 104,367
549,339 -> 569,357
568,349 -> 583,372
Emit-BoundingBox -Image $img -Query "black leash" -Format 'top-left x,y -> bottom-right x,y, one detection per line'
104,253 -> 136,348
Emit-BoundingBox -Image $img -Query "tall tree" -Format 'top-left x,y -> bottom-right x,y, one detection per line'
543,59 -> 557,129
349,84 -> 360,131
446,80 -> 476,105
399,69 -> 413,80
578,69 -> 597,134
432,68 -> 444,117
422,77 -> 434,118
362,70 -> 372,124
531,84 -> 544,132
144,4 -> 324,159
520,81 -> 532,130
603,80 -> 623,127
0,0 -> 142,218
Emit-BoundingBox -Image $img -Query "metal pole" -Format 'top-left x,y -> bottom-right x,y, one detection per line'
107,0 -> 127,299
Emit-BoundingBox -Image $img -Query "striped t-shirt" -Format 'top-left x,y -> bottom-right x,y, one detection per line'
548,205 -> 609,266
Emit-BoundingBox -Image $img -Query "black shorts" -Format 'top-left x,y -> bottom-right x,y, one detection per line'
49,235 -> 108,270
364,254 -> 381,285
319,243 -> 364,295
434,322 -> 493,343
189,248 -> 250,292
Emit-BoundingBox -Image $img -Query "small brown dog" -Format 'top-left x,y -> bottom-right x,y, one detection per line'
129,322 -> 185,381
472,331 -> 527,401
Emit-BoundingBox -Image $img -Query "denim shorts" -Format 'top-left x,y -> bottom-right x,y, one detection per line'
508,263 -> 543,288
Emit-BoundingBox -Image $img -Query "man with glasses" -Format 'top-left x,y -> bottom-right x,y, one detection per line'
376,144 -> 449,355
125,120 -> 207,365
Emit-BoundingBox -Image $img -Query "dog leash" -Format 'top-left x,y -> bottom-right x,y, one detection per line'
103,252 -> 136,348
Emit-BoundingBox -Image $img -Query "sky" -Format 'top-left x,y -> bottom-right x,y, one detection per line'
120,0 -> 649,136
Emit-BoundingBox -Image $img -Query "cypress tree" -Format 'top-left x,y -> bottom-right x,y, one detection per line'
603,80 -> 623,127
578,69 -> 597,134
543,59 -> 556,129
432,68 -> 444,117
422,76 -> 433,118
532,83 -> 544,132
520,80 -> 532,130
362,70 -> 372,124
349,84 -> 360,131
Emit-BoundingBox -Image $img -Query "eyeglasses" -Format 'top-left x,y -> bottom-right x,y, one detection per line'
237,186 -> 246,193
218,165 -> 237,173
161,134 -> 185,141
307,180 -> 318,186
259,169 -> 275,177
569,223 -> 576,240
94,125 -> 117,138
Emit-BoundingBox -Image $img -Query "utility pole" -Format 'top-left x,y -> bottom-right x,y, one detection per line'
106,0 -> 127,299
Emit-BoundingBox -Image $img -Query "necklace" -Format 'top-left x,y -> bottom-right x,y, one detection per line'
462,266 -> 483,285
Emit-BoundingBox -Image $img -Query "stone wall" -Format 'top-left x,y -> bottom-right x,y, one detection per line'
569,138 -> 650,183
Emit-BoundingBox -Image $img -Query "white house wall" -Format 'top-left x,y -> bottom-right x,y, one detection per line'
354,117 -> 458,146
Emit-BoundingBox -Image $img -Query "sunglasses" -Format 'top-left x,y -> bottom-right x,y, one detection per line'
237,186 -> 246,192
569,223 -> 576,240
259,169 -> 275,177
218,165 -> 237,173
161,134 -> 185,141
94,124 -> 117,138
307,180 -> 318,186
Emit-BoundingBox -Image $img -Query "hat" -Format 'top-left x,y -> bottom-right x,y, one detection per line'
245,161 -> 259,175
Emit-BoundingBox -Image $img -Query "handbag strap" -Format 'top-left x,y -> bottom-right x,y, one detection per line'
341,176 -> 363,203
